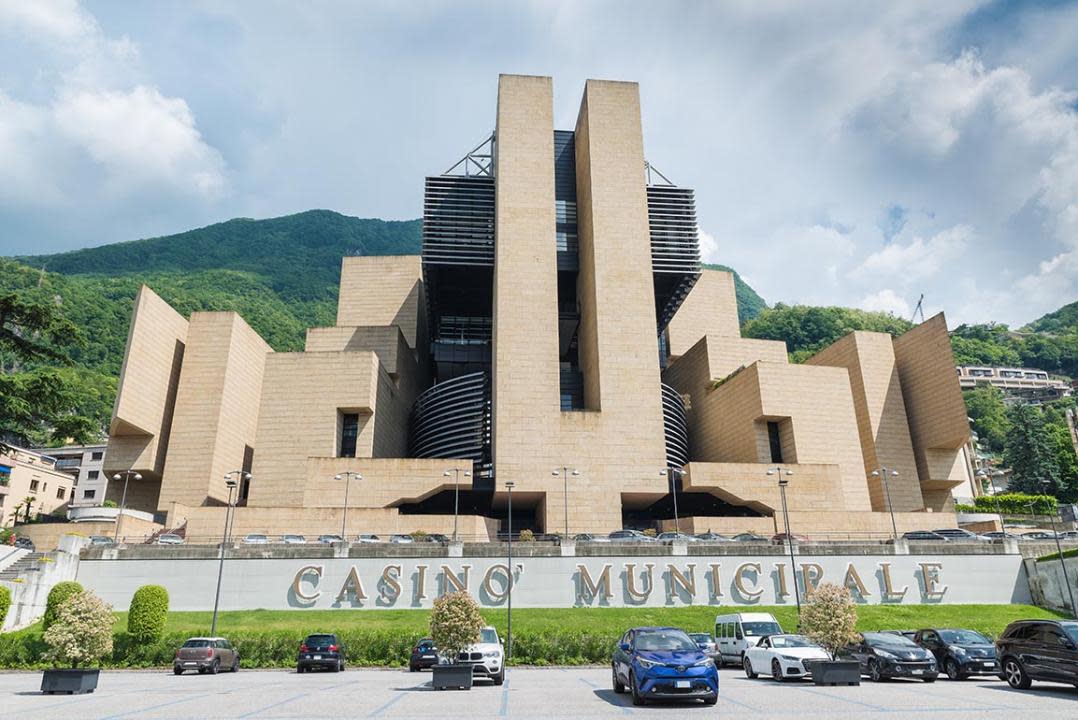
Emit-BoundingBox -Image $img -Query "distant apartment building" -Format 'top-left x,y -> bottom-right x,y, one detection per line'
0,446 -> 76,527
40,444 -> 109,506
956,365 -> 1071,402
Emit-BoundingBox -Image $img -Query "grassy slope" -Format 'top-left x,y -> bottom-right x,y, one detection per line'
112,604 -> 1062,639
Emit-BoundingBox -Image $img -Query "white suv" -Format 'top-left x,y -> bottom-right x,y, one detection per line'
457,626 -> 504,685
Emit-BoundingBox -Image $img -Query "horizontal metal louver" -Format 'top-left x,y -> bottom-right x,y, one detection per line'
661,383 -> 690,468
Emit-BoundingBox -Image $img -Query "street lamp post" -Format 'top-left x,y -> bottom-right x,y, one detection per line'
211,472 -> 247,635
767,467 -> 800,623
110,470 -> 142,543
659,467 -> 684,534
504,480 -> 515,661
334,471 -> 362,542
869,468 -> 900,541
551,467 -> 580,538
1037,481 -> 1076,618
443,467 -> 471,542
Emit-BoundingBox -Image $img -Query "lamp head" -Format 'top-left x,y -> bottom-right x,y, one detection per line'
571,469 -> 580,476
552,470 -> 559,476
111,473 -> 121,481
463,471 -> 471,478
134,473 -> 142,480
334,474 -> 342,480
870,470 -> 879,477
225,478 -> 238,489
443,470 -> 452,477
504,481 -> 515,489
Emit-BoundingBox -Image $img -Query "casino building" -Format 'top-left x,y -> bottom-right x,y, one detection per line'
103,75 -> 972,540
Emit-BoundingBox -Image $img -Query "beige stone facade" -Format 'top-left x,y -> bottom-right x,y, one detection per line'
97,74 -> 970,540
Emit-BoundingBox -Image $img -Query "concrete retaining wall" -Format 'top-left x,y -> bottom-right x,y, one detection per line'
1032,554 -> 1078,614
1,536 -> 87,631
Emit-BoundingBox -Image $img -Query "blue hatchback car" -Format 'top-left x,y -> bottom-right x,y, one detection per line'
612,627 -> 718,706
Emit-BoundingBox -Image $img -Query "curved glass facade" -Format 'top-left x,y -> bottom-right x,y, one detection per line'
408,371 -> 492,472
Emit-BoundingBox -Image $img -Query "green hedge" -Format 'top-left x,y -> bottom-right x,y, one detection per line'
42,581 -> 83,631
0,629 -> 617,669
0,586 -> 10,627
973,493 -> 1057,515
127,585 -> 169,642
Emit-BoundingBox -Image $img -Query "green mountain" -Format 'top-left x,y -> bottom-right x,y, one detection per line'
703,263 -> 766,322
3,211 -> 769,438
1025,300 -> 1078,334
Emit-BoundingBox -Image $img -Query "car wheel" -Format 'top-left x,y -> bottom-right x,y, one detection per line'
209,660 -> 220,675
743,656 -> 757,679
410,663 -> 418,673
945,659 -> 964,681
297,665 -> 304,674
173,667 -> 184,676
198,667 -> 206,675
232,656 -> 240,673
630,672 -> 646,706
772,659 -> 784,682
923,676 -> 937,683
1003,658 -> 1031,689
612,664 -> 625,693
703,692 -> 718,706
869,660 -> 884,682
493,668 -> 504,686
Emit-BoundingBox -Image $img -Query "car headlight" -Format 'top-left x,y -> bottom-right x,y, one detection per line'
637,657 -> 660,669
780,655 -> 801,662
692,658 -> 714,668
875,650 -> 897,660
483,650 -> 500,658
950,646 -> 966,657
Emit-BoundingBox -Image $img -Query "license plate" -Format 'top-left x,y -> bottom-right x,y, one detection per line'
675,680 -> 690,689
184,662 -> 196,666
983,662 -> 995,668
423,655 -> 435,659
313,655 -> 322,660
912,669 -> 923,675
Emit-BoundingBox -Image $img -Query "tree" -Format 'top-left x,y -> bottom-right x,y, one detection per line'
43,590 -> 114,669
1004,404 -> 1061,495
429,591 -> 484,663
127,585 -> 170,643
964,386 -> 1009,454
742,304 -> 912,360
20,496 -> 35,524
0,292 -> 80,367
1045,424 -> 1078,503
43,581 -> 84,630
800,583 -> 860,659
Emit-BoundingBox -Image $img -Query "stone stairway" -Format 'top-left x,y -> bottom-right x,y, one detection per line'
0,552 -> 44,582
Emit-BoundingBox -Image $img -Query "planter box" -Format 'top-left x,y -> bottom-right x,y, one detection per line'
41,668 -> 100,695
808,660 -> 860,686
431,664 -> 473,690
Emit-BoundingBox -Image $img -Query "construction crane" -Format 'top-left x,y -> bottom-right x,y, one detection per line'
910,294 -> 925,324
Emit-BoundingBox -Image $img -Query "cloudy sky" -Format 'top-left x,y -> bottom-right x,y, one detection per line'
1,1 -> 1076,326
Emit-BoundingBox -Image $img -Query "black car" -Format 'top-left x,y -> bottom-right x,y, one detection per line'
409,637 -> 438,672
296,633 -> 345,673
914,628 -> 998,680
902,531 -> 947,542
13,536 -> 35,551
996,620 -> 1078,689
841,632 -> 938,682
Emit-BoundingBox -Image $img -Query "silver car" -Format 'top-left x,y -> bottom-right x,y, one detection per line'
389,534 -> 414,544
242,534 -> 269,545
280,534 -> 307,544
156,533 -> 185,545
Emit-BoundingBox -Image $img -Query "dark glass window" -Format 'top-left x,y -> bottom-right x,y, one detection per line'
340,413 -> 359,458
87,470 -> 99,479
767,421 -> 783,463
91,451 -> 103,461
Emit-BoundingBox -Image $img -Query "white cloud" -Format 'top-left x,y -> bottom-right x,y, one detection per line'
860,289 -> 912,318
854,225 -> 971,283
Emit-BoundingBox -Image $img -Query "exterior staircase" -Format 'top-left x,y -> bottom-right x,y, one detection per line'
0,552 -> 43,582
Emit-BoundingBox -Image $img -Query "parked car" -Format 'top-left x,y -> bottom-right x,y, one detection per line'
156,533 -> 185,545
611,626 -> 718,706
242,533 -> 269,545
88,535 -> 115,546
425,533 -> 449,543
409,637 -> 438,672
1059,531 -> 1078,541
13,536 -> 35,551
743,634 -> 830,681
572,533 -> 610,543
317,534 -> 344,544
355,534 -> 381,544
731,532 -> 767,543
296,633 -> 346,673
770,532 -> 809,544
608,529 -> 655,543
931,528 -> 986,542
981,531 -> 1018,540
389,534 -> 414,544
881,630 -> 918,641
914,628 -> 999,680
694,531 -> 730,542
840,632 -> 938,682
455,625 -> 504,685
901,531 -> 947,542
280,534 -> 306,544
996,619 -> 1078,689
656,531 -> 697,543
174,637 -> 239,674
1019,531 -> 1057,541
689,632 -> 719,660
714,612 -> 783,666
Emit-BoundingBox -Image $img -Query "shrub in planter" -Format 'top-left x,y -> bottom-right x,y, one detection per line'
127,585 -> 169,642
0,585 -> 10,628
411,530 -> 428,542
800,583 -> 861,685
43,581 -> 83,631
642,528 -> 657,538
41,590 -> 114,694
518,529 -> 535,542
430,591 -> 484,689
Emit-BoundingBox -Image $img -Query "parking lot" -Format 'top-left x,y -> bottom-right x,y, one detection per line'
2,667 -> 1075,719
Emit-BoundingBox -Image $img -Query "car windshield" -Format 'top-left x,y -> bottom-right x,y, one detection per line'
1062,623 -> 1078,645
938,629 -> 990,645
182,639 -> 212,648
743,622 -> 782,637
770,635 -> 816,648
635,630 -> 698,652
247,535 -> 266,540
480,629 -> 499,644
865,633 -> 916,648
689,633 -> 712,643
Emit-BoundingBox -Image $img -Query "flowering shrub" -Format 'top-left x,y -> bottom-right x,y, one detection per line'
42,590 -> 114,668
801,583 -> 859,658
43,581 -> 83,630
518,529 -> 536,542
429,591 -> 484,661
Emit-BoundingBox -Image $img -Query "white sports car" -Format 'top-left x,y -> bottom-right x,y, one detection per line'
743,634 -> 830,682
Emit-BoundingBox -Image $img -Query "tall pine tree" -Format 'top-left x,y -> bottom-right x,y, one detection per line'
1003,404 -> 1061,495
